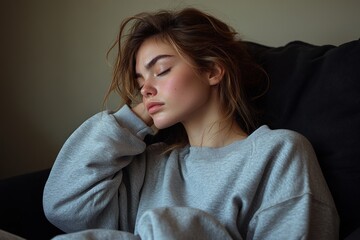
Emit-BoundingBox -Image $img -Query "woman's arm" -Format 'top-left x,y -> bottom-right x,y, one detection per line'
247,130 -> 339,239
43,105 -> 153,233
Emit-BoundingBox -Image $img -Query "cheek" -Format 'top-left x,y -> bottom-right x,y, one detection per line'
164,73 -> 205,99
152,81 -> 210,129
160,78 -> 184,99
169,81 -> 209,110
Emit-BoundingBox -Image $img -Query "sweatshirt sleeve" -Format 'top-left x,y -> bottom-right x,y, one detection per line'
247,130 -> 339,239
43,105 -> 154,233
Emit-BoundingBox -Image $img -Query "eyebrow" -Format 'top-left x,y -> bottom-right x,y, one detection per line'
146,54 -> 173,69
136,54 -> 174,78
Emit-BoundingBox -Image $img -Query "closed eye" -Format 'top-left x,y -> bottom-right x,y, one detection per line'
156,68 -> 171,77
136,79 -> 144,91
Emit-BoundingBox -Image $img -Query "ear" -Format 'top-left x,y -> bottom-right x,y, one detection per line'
208,63 -> 225,86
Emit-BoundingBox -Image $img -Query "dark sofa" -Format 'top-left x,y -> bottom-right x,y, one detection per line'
1,40 -> 359,239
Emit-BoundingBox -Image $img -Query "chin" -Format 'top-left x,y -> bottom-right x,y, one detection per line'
153,118 -> 178,130
153,122 -> 173,129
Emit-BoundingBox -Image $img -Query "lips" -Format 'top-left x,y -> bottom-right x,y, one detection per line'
146,102 -> 164,114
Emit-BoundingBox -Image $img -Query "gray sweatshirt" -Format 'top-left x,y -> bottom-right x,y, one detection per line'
43,105 -> 339,240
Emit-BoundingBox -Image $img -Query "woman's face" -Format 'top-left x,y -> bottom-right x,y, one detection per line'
135,37 -> 213,129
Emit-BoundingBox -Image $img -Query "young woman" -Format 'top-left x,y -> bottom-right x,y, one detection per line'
43,8 -> 339,239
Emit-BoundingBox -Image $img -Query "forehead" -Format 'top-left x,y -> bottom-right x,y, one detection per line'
135,38 -> 177,68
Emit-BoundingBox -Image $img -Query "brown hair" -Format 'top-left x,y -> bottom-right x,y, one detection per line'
105,8 -> 267,148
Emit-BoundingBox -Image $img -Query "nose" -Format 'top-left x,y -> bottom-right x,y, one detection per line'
140,80 -> 157,98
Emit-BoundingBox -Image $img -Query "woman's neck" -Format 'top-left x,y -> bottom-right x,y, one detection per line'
181,87 -> 248,148
184,118 -> 247,148
182,98 -> 247,147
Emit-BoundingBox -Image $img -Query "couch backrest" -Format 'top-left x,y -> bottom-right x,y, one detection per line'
247,40 -> 360,238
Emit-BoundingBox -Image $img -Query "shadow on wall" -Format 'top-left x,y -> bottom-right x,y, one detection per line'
0,106 -> 58,179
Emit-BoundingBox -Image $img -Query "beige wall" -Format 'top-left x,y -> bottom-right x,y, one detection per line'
1,0 -> 359,179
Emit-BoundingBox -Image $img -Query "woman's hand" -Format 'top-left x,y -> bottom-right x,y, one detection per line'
132,103 -> 153,126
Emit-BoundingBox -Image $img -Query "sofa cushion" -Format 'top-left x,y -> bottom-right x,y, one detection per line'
0,169 -> 64,239
247,39 -> 360,238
